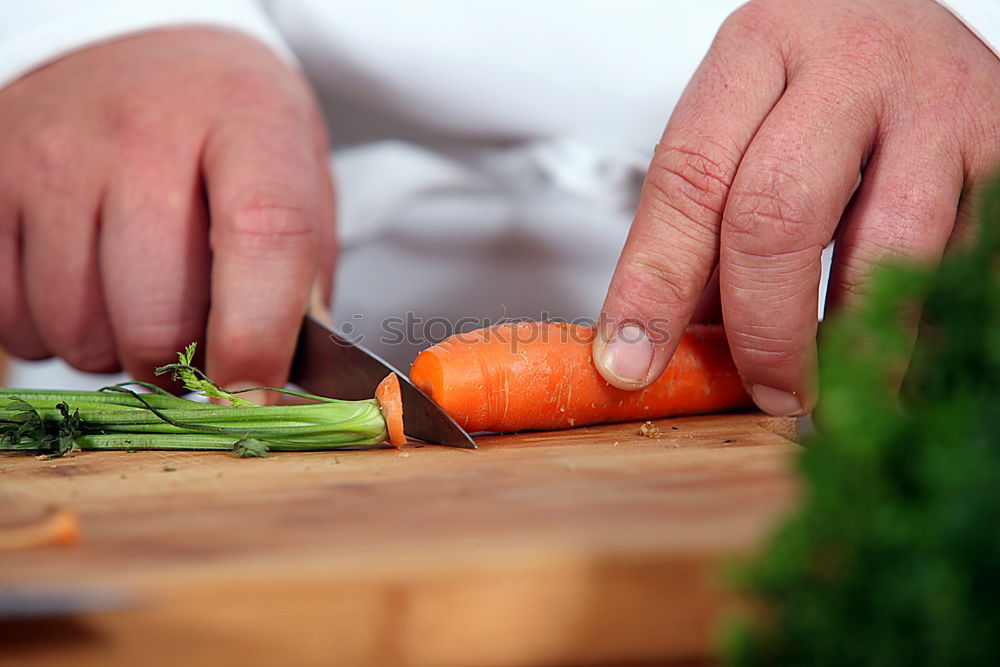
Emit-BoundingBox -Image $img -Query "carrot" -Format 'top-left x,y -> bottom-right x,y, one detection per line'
376,372 -> 406,447
409,321 -> 752,432
0,507 -> 80,551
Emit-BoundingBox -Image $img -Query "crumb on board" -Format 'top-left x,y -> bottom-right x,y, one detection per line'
399,452 -> 410,459
637,421 -> 661,438
163,466 -> 177,472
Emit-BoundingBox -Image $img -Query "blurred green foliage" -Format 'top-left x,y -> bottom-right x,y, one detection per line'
724,175 -> 1000,666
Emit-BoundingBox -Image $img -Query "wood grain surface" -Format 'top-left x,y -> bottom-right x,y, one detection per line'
0,412 -> 799,667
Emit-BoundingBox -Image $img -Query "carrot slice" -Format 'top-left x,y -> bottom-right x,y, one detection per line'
375,372 -> 406,447
0,507 -> 80,551
410,322 -> 753,433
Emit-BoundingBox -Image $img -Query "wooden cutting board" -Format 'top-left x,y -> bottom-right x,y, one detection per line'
0,412 -> 799,667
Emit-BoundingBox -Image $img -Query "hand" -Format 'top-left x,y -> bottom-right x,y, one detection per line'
594,0 -> 999,415
0,28 -> 336,395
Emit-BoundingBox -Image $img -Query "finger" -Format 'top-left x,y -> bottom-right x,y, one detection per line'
826,134 -> 963,315
594,8 -> 787,389
202,113 -> 329,395
0,198 -> 50,360
720,77 -> 875,416
949,149 -> 1000,255
101,151 -> 211,386
824,131 -> 964,397
312,154 -> 338,311
22,190 -> 119,373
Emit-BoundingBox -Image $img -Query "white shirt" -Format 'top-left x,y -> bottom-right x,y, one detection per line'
1,0 -> 997,386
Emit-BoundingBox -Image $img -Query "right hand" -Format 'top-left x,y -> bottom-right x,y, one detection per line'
0,28 -> 336,394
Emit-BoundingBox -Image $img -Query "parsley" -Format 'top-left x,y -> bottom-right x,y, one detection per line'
724,175 -> 1000,666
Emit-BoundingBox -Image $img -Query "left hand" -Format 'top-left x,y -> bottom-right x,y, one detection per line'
593,0 -> 1000,415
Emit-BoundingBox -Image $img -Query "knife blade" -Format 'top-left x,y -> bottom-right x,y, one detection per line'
290,314 -> 476,449
0,586 -> 136,619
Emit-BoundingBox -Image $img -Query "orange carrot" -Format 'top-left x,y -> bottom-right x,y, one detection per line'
410,321 -> 752,432
0,507 -> 80,551
376,372 -> 407,447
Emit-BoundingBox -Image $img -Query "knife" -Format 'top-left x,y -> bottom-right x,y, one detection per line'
0,586 -> 136,619
290,314 -> 476,449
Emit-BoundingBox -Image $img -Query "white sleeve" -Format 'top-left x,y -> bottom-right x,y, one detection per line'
937,0 -> 999,58
0,0 -> 297,90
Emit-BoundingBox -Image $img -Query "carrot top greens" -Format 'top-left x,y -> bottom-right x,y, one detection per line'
156,341 -> 256,408
0,343 -> 390,458
724,175 -> 1000,666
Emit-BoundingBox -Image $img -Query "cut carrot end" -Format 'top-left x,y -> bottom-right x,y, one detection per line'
376,373 -> 406,447
410,349 -> 443,401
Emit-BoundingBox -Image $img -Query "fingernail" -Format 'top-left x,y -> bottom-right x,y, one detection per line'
598,324 -> 654,385
751,384 -> 804,417
224,381 -> 273,406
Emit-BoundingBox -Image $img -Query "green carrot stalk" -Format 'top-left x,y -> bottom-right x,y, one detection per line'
0,343 -> 400,458
0,387 -> 211,410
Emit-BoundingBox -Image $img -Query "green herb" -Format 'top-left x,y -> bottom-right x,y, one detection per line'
155,343 -> 254,407
233,437 -> 270,458
0,343 -> 390,457
724,175 -> 1000,666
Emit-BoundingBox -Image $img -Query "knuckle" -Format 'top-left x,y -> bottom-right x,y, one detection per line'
24,123 -> 76,178
830,230 -> 926,304
719,2 -> 778,42
716,1 -> 791,53
828,271 -> 870,305
0,297 -> 19,334
795,14 -> 910,98
727,324 -> 800,369
205,332 -> 287,381
213,195 -> 319,253
645,142 -> 738,228
60,336 -> 119,373
842,225 -> 923,264
0,311 -> 50,361
616,251 -> 705,312
827,13 -> 907,68
725,171 -> 814,251
128,188 -> 195,228
7,343 -> 51,362
104,96 -> 169,147
220,70 -> 278,105
219,69 -> 310,121
119,310 -> 205,364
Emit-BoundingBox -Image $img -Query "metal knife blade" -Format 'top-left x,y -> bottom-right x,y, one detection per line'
289,314 -> 476,449
0,587 -> 136,619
